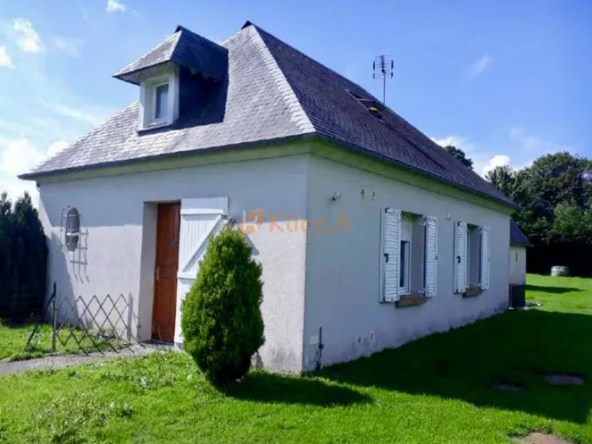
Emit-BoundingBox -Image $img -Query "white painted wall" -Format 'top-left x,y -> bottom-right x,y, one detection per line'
509,245 -> 527,285
38,153 -> 309,373
303,155 -> 510,371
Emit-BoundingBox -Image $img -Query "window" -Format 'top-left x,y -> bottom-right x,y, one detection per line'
399,240 -> 410,292
454,222 -> 490,294
65,207 -> 80,252
154,83 -> 169,120
380,209 -> 438,303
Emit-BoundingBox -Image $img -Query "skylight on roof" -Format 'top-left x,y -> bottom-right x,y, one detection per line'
347,90 -> 385,120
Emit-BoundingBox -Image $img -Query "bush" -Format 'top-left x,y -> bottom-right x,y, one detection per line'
0,192 -> 47,322
181,227 -> 264,385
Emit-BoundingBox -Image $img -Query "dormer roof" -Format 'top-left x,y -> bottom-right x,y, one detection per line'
114,25 -> 228,84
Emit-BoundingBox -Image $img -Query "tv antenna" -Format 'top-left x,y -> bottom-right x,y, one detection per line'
373,55 -> 394,105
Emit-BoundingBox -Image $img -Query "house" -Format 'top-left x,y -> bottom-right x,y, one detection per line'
20,22 -> 515,373
509,220 -> 529,286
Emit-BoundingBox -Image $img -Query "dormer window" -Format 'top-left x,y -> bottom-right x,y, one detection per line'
137,68 -> 180,130
154,83 -> 169,121
113,25 -> 229,132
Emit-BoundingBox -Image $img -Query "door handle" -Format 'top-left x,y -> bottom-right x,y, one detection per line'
156,266 -> 160,282
384,253 -> 389,263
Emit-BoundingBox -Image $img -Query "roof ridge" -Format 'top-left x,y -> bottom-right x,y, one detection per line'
247,22 -> 380,102
247,25 -> 315,134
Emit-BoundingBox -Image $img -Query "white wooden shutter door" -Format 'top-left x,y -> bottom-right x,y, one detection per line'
480,226 -> 491,290
425,216 -> 438,298
174,197 -> 228,343
454,221 -> 468,294
382,208 -> 401,302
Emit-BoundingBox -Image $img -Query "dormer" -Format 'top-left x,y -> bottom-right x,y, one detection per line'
113,26 -> 228,131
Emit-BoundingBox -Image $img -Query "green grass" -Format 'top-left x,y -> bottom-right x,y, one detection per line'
1,274 -> 592,443
0,320 -> 125,362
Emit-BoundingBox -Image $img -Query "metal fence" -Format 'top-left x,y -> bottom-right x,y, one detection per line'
24,283 -> 133,355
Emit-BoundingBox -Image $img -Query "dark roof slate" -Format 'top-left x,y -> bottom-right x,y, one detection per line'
23,22 -> 514,207
114,26 -> 228,84
510,220 -> 530,246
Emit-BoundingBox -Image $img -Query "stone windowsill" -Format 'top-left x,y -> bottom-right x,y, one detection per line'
463,286 -> 482,298
395,293 -> 427,308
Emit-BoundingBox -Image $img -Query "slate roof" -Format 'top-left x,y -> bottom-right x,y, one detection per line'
22,22 -> 514,208
114,26 -> 228,84
510,220 -> 530,246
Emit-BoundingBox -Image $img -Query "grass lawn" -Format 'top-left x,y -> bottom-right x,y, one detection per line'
0,320 -> 126,362
1,274 -> 592,443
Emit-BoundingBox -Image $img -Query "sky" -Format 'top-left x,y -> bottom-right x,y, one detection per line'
0,0 -> 590,201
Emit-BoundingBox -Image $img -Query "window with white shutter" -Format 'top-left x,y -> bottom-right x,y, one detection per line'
380,208 -> 401,302
454,221 -> 468,294
174,197 -> 228,343
480,227 -> 491,290
424,216 -> 438,297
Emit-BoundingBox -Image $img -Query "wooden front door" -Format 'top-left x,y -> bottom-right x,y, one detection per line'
152,203 -> 180,342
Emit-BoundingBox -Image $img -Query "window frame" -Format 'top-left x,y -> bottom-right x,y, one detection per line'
153,82 -> 169,122
399,240 -> 411,295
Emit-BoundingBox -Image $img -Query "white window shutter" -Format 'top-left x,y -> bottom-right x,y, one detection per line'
454,221 -> 468,294
425,216 -> 438,298
381,208 -> 401,302
174,197 -> 228,343
480,226 -> 491,291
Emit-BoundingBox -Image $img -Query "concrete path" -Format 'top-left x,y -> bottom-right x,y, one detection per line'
0,344 -> 156,376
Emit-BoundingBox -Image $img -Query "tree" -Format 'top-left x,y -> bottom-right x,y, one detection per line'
181,227 -> 264,386
484,151 -> 592,276
485,165 -> 516,199
444,145 -> 473,170
0,192 -> 47,321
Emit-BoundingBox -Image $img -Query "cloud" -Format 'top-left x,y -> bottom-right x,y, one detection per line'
0,137 -> 69,202
482,154 -> 511,177
106,0 -> 127,13
13,18 -> 43,53
469,54 -> 492,76
51,36 -> 84,56
47,140 -> 69,157
0,46 -> 14,68
432,128 -> 575,178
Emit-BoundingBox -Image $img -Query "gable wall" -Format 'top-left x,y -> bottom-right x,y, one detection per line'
303,154 -> 510,371
38,152 -> 310,373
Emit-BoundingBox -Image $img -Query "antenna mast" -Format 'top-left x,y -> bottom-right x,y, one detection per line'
373,55 -> 394,105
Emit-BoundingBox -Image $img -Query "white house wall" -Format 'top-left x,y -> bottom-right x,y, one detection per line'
509,246 -> 527,285
303,155 -> 510,371
38,153 -> 309,373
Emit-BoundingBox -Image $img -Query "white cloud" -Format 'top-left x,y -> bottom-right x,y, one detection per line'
0,137 -> 69,202
482,154 -> 511,177
469,54 -> 492,76
13,18 -> 43,53
51,36 -> 83,56
106,0 -> 127,13
0,46 -> 14,68
47,140 -> 69,157
432,128 -> 575,179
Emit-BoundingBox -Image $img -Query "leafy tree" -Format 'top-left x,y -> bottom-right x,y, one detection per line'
181,227 -> 264,386
485,165 -> 516,199
444,145 -> 473,170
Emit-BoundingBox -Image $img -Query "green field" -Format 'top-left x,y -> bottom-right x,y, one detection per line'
1,274 -> 591,443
